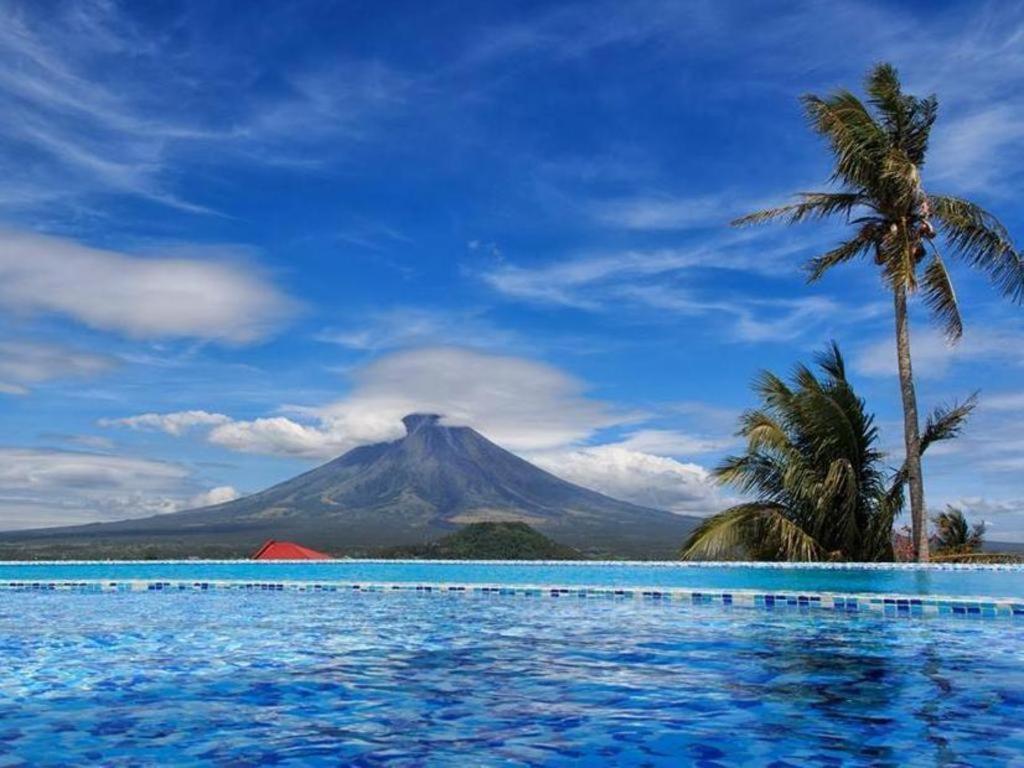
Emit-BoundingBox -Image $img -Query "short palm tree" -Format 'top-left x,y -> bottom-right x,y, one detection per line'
734,63 -> 1023,561
680,343 -> 973,562
932,506 -> 985,557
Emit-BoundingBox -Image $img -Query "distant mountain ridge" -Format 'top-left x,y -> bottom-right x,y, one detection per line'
0,414 -> 700,559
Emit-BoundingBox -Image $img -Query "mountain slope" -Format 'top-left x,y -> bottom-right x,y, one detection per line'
0,414 -> 700,558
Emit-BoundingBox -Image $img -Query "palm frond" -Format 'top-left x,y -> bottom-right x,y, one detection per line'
806,222 -> 879,282
888,393 -> 978,500
903,95 -> 937,165
801,92 -> 888,189
865,63 -> 937,165
732,192 -> 866,228
921,250 -> 963,340
714,454 -> 787,502
930,195 -> 1024,303
920,393 -> 977,454
698,344 -> 907,562
739,410 -> 792,454
814,340 -> 846,381
866,63 -> 906,128
680,503 -> 823,561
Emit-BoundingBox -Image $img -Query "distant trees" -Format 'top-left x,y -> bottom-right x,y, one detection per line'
680,344 -> 973,562
734,64 -> 1023,561
932,507 -> 985,557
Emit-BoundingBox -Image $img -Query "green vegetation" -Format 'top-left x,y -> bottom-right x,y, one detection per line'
932,507 -> 985,558
384,522 -> 584,560
680,344 -> 973,562
735,63 -> 1023,562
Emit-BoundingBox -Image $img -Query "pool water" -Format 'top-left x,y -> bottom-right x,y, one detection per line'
2,588 -> 1023,766
2,560 -> 1022,598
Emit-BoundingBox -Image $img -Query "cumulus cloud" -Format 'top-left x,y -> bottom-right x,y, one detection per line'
94,348 -> 736,516
95,346 -> 733,516
0,230 -> 295,343
529,445 -> 719,515
106,346 -> 634,458
208,417 -> 351,457
101,410 -> 232,436
186,486 -> 242,509
0,339 -> 114,394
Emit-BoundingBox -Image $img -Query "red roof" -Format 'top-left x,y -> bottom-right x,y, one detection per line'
251,539 -> 331,560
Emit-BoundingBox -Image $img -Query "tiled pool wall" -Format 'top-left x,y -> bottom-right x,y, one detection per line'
4,579 -> 1023,619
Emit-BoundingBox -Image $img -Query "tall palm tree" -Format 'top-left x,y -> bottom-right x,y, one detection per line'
680,343 -> 973,562
733,64 -> 1023,562
932,506 -> 985,557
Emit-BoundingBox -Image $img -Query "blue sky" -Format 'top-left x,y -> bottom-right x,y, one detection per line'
2,0 -> 1024,539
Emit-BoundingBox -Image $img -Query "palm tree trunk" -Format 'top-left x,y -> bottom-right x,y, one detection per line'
893,286 -> 929,562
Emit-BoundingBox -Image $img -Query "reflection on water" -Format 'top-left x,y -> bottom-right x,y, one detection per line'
0,590 -> 1022,766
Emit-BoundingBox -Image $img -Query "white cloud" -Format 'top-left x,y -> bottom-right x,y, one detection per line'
208,417 -> 351,458
96,347 -> 731,518
928,105 -> 1024,193
315,308 -> 519,352
613,429 -> 731,456
941,497 -> 1024,543
186,485 -> 242,509
0,3 -> 413,214
0,448 -> 246,530
481,248 -> 715,308
0,339 -> 114,394
854,326 -> 1024,379
104,346 -> 636,458
589,194 -> 731,230
100,410 -> 232,436
983,392 -> 1024,411
0,448 -> 185,491
0,230 -> 295,342
480,242 -> 883,344
529,445 -> 719,515
0,448 -> 185,530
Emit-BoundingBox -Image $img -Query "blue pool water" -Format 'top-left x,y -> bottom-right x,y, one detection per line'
1,559 -> 1022,597
1,588 -> 1022,766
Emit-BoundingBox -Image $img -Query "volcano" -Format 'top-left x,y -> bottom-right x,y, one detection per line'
1,414 -> 700,559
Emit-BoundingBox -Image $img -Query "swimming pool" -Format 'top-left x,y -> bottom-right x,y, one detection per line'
2,558 -> 1023,596
2,586 -> 1022,766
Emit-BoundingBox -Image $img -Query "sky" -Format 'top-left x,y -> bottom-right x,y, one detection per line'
2,0 -> 1024,539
